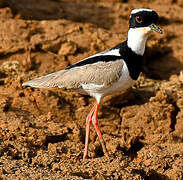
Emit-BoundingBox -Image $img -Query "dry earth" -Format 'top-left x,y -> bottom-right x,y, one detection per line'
0,0 -> 183,179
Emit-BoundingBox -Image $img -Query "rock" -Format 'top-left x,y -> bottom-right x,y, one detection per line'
52,163 -> 60,172
41,39 -> 61,53
0,61 -> 20,75
0,97 -> 9,112
0,7 -> 13,18
58,41 -> 77,56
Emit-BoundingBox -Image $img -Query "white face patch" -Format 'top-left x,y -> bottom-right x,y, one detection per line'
131,8 -> 153,15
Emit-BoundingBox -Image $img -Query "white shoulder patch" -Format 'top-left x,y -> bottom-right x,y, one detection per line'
100,49 -> 121,56
83,48 -> 121,60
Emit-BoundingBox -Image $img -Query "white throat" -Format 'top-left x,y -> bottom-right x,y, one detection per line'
127,27 -> 151,56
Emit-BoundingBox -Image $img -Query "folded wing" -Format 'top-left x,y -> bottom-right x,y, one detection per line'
22,59 -> 123,90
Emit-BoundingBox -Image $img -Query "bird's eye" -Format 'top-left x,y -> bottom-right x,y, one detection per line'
136,15 -> 143,23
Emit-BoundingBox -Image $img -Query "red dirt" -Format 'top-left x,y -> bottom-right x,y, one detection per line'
0,0 -> 183,179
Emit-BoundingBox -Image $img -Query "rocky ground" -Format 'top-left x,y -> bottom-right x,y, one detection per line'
0,0 -> 183,179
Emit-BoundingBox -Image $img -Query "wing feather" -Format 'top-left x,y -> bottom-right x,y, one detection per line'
22,70 -> 65,88
22,59 -> 123,90
53,59 -> 123,89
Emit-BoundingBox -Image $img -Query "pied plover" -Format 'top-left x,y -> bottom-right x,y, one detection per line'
22,8 -> 162,160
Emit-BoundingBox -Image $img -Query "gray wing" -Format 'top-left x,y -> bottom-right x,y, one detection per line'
22,70 -> 66,88
22,60 -> 123,90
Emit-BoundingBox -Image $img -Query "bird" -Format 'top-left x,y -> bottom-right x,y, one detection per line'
22,8 -> 162,160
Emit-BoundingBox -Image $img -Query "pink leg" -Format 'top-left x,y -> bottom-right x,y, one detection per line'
92,103 -> 108,157
83,103 -> 96,160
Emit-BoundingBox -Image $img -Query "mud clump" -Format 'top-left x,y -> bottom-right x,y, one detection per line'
58,41 -> 78,56
0,96 -> 9,112
0,0 -> 183,179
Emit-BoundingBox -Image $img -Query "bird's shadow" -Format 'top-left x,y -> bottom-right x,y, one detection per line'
8,106 -> 36,120
131,169 -> 171,180
102,88 -> 155,112
7,0 -> 114,29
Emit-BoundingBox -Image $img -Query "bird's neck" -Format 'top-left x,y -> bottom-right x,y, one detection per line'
127,28 -> 148,56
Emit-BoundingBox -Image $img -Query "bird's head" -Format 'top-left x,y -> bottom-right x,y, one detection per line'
127,8 -> 162,55
129,8 -> 162,36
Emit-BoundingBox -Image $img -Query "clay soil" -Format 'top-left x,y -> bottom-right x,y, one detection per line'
0,0 -> 183,179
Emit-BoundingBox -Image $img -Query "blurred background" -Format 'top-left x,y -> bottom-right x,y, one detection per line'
0,0 -> 182,179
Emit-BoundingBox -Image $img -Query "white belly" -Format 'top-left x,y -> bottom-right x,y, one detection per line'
80,61 -> 135,103
101,61 -> 134,94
